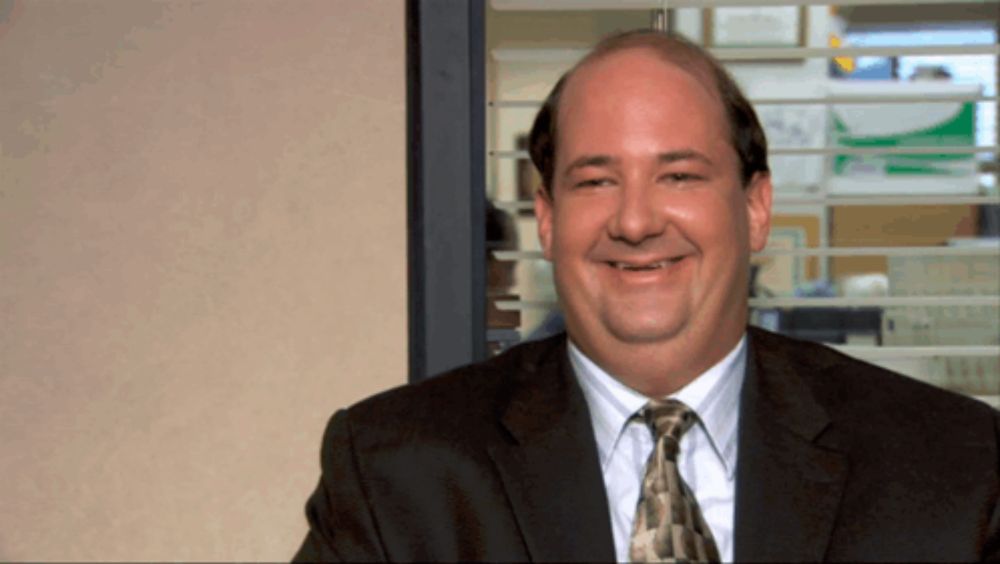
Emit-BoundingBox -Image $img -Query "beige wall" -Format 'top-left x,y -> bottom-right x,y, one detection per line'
0,1 -> 406,560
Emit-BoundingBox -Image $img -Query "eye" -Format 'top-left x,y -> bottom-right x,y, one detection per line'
659,172 -> 704,184
574,177 -> 614,189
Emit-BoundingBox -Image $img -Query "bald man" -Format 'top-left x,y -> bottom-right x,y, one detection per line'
294,31 -> 1000,562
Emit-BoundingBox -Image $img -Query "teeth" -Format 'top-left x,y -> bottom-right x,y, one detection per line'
613,260 -> 669,271
610,257 -> 684,271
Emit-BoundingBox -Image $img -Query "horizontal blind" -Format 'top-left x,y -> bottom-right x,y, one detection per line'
484,0 -> 999,406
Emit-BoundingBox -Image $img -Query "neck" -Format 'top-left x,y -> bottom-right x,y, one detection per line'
570,323 -> 746,398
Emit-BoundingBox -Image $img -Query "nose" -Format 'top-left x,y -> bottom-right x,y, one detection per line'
606,182 -> 665,244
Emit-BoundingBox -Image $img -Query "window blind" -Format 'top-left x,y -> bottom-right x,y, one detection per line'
484,0 -> 1000,407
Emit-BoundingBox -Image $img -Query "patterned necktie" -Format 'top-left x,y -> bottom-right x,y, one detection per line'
629,399 -> 720,563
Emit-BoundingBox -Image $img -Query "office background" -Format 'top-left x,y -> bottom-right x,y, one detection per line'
477,2 -> 999,404
1,0 -> 998,560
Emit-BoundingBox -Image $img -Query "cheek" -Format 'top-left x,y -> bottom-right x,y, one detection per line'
668,194 -> 741,238
551,200 -> 607,251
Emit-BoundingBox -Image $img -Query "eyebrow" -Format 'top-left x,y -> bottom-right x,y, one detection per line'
561,150 -> 715,178
562,154 -> 617,177
657,149 -> 715,167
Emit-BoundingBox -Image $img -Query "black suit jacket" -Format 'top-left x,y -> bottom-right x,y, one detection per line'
294,328 -> 1000,561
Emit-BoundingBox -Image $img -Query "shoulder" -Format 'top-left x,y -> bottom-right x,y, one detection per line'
748,326 -> 1000,447
337,334 -> 567,447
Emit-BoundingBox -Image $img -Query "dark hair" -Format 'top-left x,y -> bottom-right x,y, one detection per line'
528,30 -> 769,192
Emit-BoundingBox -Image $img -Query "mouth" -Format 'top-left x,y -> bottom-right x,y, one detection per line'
606,256 -> 685,271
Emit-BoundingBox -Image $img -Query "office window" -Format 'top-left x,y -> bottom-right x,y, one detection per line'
483,1 -> 999,406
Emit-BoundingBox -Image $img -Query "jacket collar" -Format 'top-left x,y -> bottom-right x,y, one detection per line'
487,328 -> 850,562
488,335 -> 617,563
733,327 -> 849,562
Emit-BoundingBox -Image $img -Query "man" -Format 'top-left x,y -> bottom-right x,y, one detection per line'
294,31 -> 999,562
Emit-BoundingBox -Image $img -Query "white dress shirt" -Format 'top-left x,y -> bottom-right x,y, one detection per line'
569,336 -> 747,563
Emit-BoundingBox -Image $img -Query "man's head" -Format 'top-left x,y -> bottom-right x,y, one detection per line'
487,202 -> 518,292
529,31 -> 770,193
530,30 -> 773,394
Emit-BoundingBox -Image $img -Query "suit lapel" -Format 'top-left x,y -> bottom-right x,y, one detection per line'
734,328 -> 849,562
488,337 -> 617,563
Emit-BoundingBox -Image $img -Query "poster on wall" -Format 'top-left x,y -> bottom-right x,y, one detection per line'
828,82 -> 980,195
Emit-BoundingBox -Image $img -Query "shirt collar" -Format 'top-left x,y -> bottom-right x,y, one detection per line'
569,335 -> 747,479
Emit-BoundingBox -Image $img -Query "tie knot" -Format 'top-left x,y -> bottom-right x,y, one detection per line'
642,398 -> 696,447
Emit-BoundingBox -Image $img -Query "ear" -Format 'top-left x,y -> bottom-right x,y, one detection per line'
534,186 -> 554,261
745,172 -> 773,253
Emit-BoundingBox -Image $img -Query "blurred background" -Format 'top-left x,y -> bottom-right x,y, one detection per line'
2,0 -> 998,560
478,1 -> 1000,408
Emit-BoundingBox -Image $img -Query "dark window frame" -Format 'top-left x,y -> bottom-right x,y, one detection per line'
407,0 -> 487,382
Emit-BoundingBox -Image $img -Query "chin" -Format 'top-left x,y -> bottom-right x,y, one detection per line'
603,314 -> 686,345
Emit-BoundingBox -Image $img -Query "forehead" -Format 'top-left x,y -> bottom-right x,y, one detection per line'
555,48 -> 730,157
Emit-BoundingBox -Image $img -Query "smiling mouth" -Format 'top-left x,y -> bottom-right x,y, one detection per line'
608,257 -> 684,271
